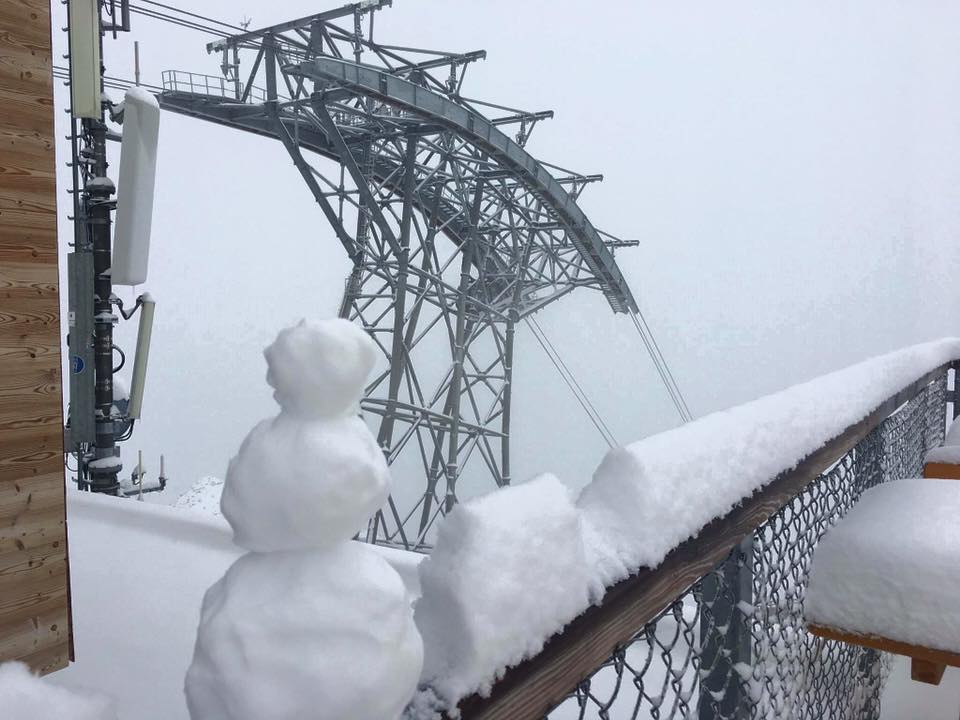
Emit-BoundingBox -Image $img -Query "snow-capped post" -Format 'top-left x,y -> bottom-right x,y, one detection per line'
184,319 -> 423,720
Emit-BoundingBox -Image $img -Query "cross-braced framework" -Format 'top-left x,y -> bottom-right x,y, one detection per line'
158,1 -> 639,550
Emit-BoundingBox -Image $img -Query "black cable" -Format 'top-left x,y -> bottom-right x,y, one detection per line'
53,67 -> 163,94
127,5 -> 232,37
112,345 -> 126,374
118,419 -> 136,442
136,0 -> 245,32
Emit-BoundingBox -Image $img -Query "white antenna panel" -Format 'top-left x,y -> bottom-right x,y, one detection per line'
113,88 -> 160,286
68,0 -> 101,119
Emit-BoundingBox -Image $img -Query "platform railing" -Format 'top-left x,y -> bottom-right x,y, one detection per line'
160,70 -> 269,104
456,364 -> 955,720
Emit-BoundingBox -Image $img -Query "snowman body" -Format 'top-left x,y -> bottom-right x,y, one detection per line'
185,319 -> 423,720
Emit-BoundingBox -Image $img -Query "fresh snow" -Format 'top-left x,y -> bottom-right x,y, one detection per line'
222,413 -> 389,551
187,545 -> 422,720
186,319 -> 422,720
923,445 -> 960,465
415,474 -> 592,706
411,339 -> 960,711
221,321 -> 389,552
175,475 -> 224,517
805,478 -> 960,653
924,417 -> 960,465
578,338 -> 960,579
53,490 -> 423,720
943,417 -> 960,445
264,318 -> 377,420
0,662 -> 117,720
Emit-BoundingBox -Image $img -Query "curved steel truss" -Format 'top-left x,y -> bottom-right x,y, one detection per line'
158,0 -> 638,550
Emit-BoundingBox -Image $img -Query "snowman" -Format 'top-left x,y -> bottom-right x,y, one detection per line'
185,319 -> 423,720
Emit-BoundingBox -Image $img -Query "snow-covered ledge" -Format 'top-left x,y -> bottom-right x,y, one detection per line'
410,338 -> 960,716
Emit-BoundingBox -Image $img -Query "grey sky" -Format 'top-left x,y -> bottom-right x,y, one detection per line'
54,1 -> 960,502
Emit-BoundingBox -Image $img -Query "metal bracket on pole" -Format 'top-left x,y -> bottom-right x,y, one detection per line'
67,252 -> 96,444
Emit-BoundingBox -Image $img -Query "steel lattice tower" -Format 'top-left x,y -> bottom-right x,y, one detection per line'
159,1 -> 639,550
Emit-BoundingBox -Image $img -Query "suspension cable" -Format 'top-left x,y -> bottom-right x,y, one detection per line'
628,310 -> 693,423
525,316 -> 618,448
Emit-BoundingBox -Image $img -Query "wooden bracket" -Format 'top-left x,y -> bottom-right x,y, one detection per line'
808,624 -> 960,686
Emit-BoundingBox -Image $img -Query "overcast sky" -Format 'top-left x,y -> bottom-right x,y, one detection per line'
53,1 -> 960,504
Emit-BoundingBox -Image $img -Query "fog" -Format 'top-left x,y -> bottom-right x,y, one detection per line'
53,1 -> 960,503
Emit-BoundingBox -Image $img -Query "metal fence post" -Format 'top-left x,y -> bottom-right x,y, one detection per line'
699,536 -> 753,720
951,365 -> 959,420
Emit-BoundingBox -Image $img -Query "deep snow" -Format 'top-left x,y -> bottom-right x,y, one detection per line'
0,662 -> 117,720
805,478 -> 960,652
578,338 -> 960,581
51,491 -> 423,720
415,474 -> 592,705
412,340 -> 960,711
186,546 -> 422,720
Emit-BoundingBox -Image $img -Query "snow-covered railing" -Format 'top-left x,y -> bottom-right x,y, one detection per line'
414,342 -> 960,720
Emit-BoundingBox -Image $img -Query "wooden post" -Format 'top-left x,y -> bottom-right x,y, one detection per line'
0,0 -> 73,673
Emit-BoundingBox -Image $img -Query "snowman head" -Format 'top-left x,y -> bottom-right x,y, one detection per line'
265,319 -> 377,420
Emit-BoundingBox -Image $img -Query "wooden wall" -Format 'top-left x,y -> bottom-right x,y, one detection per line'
0,0 -> 72,674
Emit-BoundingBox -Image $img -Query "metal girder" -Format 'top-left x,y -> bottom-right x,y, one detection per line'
292,56 -> 638,314
156,5 -> 639,550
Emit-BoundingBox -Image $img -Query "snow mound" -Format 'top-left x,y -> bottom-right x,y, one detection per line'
0,662 -> 117,720
185,544 -> 422,720
924,445 -> 960,465
924,417 -> 960,465
264,319 -> 377,420
944,418 -> 960,445
415,475 -> 591,706
409,339 -> 959,711
175,476 -> 224,517
805,478 -> 960,653
221,413 -> 388,552
578,338 -> 960,577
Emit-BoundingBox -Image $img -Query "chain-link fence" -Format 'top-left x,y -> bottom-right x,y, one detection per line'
546,374 -> 947,720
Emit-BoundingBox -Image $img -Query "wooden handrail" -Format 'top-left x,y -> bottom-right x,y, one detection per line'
454,363 -> 953,720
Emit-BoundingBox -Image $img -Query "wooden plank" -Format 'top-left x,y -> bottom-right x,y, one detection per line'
808,624 -> 960,686
456,366 -> 950,720
0,592 -> 68,660
15,637 -> 69,675
0,296 -> 60,342
923,462 -> 960,480
0,0 -> 55,46
0,260 -> 58,289
0,0 -> 71,675
0,426 -> 63,474
912,659 -> 947,685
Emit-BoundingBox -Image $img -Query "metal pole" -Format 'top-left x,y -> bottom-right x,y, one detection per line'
376,134 -> 416,453
698,537 -> 753,720
501,314 -> 516,487
86,116 -> 120,493
134,40 -> 140,86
